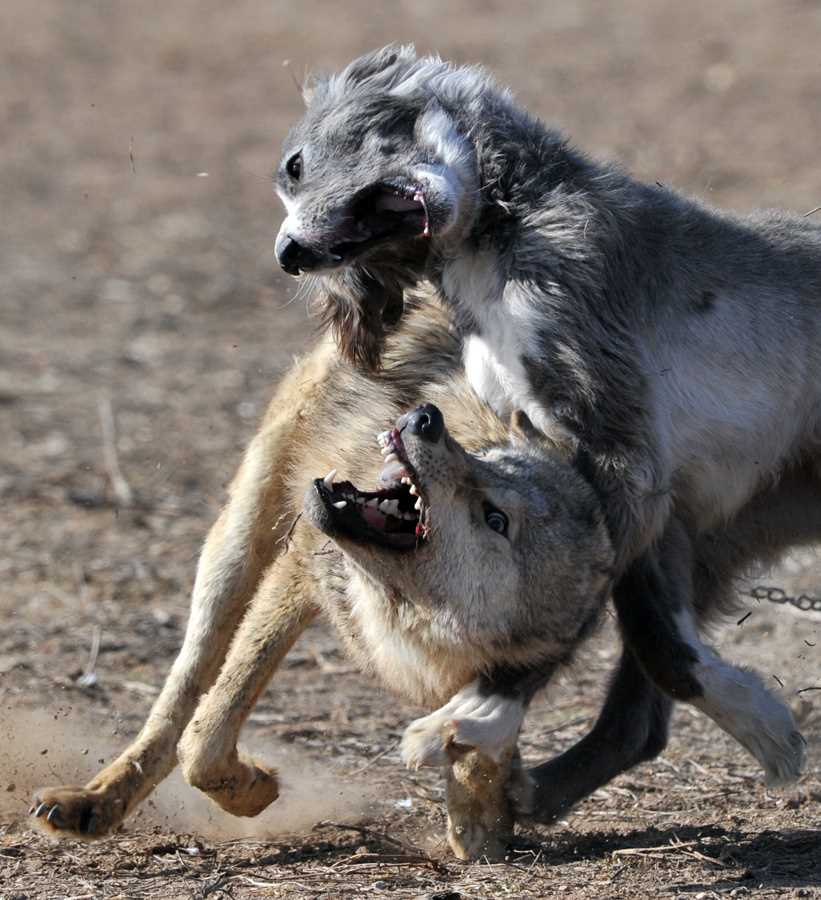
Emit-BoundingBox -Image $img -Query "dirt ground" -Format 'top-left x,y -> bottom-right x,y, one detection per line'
2,1 -> 821,897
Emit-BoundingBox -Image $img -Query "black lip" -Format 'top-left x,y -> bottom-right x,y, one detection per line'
310,478 -> 420,552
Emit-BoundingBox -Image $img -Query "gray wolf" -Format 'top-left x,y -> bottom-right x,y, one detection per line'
272,45 -> 814,817
28,299 -> 613,860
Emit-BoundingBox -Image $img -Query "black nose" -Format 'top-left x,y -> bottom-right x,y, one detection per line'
406,404 -> 444,443
275,234 -> 324,276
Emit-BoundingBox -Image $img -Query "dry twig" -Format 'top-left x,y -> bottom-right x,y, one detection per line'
98,391 -> 134,507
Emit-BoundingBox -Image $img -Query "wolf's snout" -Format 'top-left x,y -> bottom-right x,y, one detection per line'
406,404 -> 444,443
275,233 -> 329,276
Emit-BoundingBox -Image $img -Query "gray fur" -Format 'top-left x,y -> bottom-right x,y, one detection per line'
275,46 -> 818,820
276,44 -> 821,570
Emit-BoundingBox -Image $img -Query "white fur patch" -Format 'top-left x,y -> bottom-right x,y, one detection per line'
274,190 -> 306,253
275,187 -> 300,218
675,612 -> 805,785
416,106 -> 471,176
412,105 -> 477,239
401,680 -> 524,769
454,266 -> 570,440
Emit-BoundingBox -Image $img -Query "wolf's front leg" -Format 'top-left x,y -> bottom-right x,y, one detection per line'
401,680 -> 528,770
401,672 -> 546,860
177,545 -> 318,817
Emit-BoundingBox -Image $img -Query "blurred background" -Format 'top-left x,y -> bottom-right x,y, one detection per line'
2,2 -> 821,896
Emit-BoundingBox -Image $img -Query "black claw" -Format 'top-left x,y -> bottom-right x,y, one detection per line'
34,802 -> 49,818
28,805 -> 36,815
46,805 -> 61,824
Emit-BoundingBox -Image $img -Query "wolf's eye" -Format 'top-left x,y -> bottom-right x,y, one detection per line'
286,152 -> 302,181
484,506 -> 509,536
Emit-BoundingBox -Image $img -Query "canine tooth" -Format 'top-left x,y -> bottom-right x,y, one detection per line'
379,499 -> 399,516
376,430 -> 391,447
380,445 -> 393,456
409,484 -> 418,496
414,497 -> 423,511
384,452 -> 399,464
333,500 -> 347,510
401,476 -> 411,485
323,469 -> 337,490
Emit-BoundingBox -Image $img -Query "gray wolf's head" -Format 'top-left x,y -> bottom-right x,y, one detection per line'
275,45 -> 488,367
303,403 -> 613,652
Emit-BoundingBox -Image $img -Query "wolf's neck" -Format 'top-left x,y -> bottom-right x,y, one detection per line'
447,92 -> 593,242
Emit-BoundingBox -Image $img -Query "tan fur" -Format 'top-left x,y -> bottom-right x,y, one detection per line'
29,300 -> 612,859
445,743 -> 515,861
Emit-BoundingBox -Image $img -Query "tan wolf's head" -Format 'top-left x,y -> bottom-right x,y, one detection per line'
304,403 -> 614,658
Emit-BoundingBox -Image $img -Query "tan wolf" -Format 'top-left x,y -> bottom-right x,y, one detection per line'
29,299 -> 613,859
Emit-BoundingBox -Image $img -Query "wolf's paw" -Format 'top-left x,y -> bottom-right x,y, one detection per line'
401,711 -> 451,769
443,700 -> 524,763
402,687 -> 526,771
759,729 -> 807,787
29,786 -> 122,840
199,759 -> 280,818
695,658 -> 808,789
714,686 -> 807,786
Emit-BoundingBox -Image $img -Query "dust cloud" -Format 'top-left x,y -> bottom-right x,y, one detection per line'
0,707 -> 375,839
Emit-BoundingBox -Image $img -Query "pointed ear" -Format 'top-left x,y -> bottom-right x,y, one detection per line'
302,73 -> 329,108
509,409 -> 542,443
340,44 -> 417,88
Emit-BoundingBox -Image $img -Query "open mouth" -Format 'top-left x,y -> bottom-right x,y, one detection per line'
329,181 -> 430,261
312,427 -> 429,551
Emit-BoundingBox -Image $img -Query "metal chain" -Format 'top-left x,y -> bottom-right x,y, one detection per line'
748,585 -> 821,614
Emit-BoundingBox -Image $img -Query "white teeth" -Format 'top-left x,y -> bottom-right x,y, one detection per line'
376,430 -> 391,447
379,499 -> 400,516
383,452 -> 399,465
333,500 -> 347,510
401,476 -> 411,485
409,484 -> 418,496
380,445 -> 393,457
414,497 -> 423,511
323,469 -> 337,490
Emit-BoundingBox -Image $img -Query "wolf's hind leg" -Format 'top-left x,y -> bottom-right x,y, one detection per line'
178,545 -> 318,817
615,533 -> 805,786
676,613 -> 806,786
31,451 -> 287,838
29,348 -> 331,839
524,649 -> 672,823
